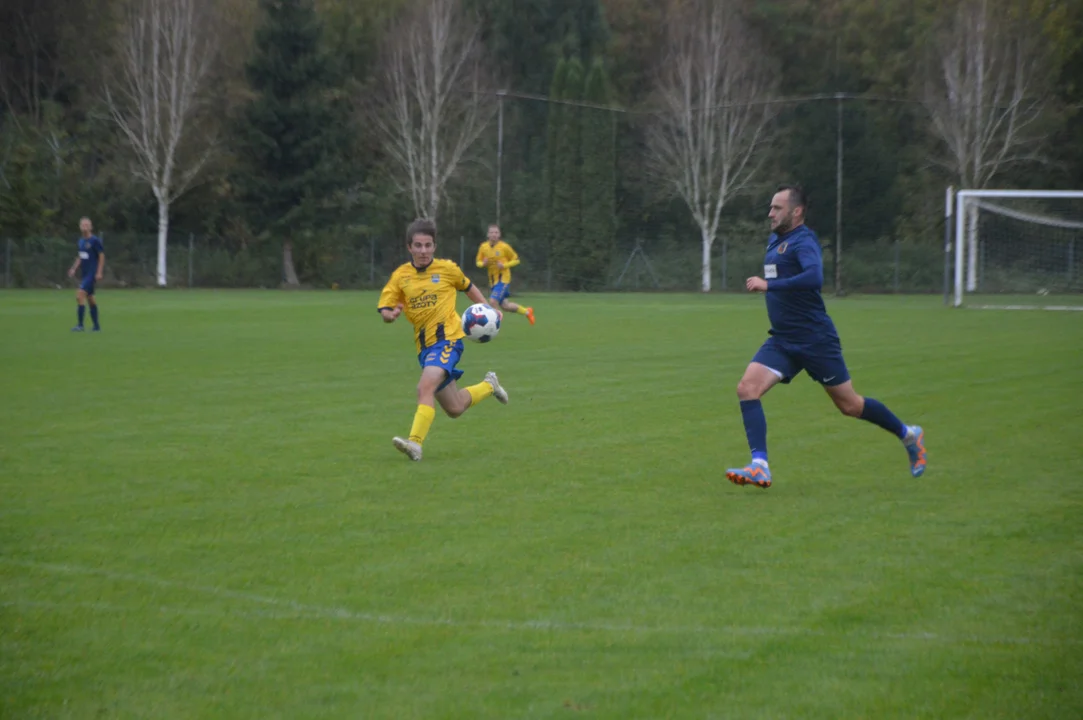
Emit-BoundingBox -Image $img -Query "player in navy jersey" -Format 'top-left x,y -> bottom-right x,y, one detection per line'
725,185 -> 925,489
66,217 -> 105,332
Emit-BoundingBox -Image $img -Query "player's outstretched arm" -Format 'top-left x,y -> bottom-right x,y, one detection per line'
466,284 -> 502,321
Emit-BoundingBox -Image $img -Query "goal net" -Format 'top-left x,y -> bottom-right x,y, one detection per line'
953,190 -> 1083,308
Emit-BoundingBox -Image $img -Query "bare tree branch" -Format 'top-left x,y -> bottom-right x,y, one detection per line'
645,0 -> 778,292
368,0 -> 496,222
923,0 -> 1051,190
104,0 -> 217,286
923,0 -> 1054,292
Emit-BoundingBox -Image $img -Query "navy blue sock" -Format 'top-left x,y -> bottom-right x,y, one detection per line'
859,397 -> 906,438
90,305 -> 99,328
740,399 -> 768,462
77,304 -> 85,326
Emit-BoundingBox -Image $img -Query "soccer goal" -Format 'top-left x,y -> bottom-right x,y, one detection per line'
952,189 -> 1083,308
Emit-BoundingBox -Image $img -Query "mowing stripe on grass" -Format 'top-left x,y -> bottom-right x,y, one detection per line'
4,558 -> 1076,648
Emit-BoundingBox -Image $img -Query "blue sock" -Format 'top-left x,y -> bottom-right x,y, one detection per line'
77,304 -> 85,326
860,397 -> 906,438
740,399 -> 768,463
90,305 -> 99,328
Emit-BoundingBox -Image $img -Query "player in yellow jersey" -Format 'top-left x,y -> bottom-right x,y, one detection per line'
476,224 -> 535,325
379,218 -> 509,461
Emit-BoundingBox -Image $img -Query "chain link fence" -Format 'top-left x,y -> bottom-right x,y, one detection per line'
2,94 -> 952,294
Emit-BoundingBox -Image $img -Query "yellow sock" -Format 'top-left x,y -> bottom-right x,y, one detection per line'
515,306 -> 528,315
465,381 -> 494,407
408,404 -> 436,444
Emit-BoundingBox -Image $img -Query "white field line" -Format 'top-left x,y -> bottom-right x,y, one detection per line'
1,558 -> 1076,647
970,304 -> 1083,311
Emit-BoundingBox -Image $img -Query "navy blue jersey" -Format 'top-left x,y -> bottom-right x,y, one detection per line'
77,236 -> 104,278
762,224 -> 837,345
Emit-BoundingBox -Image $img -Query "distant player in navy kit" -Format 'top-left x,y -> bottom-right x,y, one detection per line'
726,185 -> 925,488
67,217 -> 104,332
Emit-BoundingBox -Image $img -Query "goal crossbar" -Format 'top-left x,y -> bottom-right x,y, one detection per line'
953,189 -> 1083,306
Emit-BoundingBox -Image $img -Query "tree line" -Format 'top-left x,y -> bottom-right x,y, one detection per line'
1,0 -> 1080,290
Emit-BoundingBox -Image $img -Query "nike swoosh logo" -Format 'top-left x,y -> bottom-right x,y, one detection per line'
823,376 -> 835,383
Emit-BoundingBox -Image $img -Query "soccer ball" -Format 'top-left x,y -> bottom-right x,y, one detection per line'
461,303 -> 501,343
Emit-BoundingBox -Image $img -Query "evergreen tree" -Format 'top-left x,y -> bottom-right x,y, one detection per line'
550,57 -> 584,289
233,0 -> 347,285
0,144 -> 52,241
545,58 -> 569,282
578,59 -> 616,290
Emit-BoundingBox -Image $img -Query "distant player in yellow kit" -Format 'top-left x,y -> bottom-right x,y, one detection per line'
476,224 -> 535,325
379,218 -> 509,462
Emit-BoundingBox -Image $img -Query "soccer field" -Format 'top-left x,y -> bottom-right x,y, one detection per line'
1,289 -> 1081,719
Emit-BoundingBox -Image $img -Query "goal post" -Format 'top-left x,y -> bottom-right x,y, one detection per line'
953,189 -> 1083,307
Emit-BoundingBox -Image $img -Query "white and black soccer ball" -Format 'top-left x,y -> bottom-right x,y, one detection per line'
461,303 -> 501,343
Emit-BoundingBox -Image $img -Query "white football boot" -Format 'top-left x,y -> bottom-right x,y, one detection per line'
392,437 -> 423,461
485,372 -> 509,405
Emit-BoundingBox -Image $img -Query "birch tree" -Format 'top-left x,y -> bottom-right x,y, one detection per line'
923,0 -> 1052,291
369,0 -> 495,221
646,0 -> 777,292
105,0 -> 217,286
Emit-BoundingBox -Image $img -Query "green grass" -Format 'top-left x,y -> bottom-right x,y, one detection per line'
2,289 -> 1081,719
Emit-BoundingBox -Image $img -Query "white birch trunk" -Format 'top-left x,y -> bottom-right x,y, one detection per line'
701,228 -> 714,293
157,197 -> 169,286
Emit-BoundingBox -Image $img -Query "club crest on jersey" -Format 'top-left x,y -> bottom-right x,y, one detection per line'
431,274 -> 440,283
777,241 -> 788,254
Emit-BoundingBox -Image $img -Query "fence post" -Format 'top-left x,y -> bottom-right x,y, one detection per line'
496,90 -> 505,226
4,238 -> 10,289
188,233 -> 194,288
1068,239 -> 1075,285
834,92 -> 844,295
893,236 -> 900,292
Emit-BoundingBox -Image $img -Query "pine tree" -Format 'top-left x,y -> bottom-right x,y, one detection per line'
233,0 -> 346,285
551,57 -> 584,289
545,57 -> 569,282
578,59 -> 616,290
0,144 -> 51,242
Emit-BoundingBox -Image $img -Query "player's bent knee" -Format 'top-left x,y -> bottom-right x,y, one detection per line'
736,378 -> 765,401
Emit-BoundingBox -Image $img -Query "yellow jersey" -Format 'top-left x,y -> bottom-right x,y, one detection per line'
378,259 -> 473,353
475,240 -> 520,286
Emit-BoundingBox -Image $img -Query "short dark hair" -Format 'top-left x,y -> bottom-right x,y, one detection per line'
776,184 -> 808,209
406,218 -> 437,245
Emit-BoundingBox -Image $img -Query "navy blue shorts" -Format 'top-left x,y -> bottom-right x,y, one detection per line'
79,276 -> 96,295
751,336 -> 851,387
489,282 -> 510,304
418,340 -> 465,391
